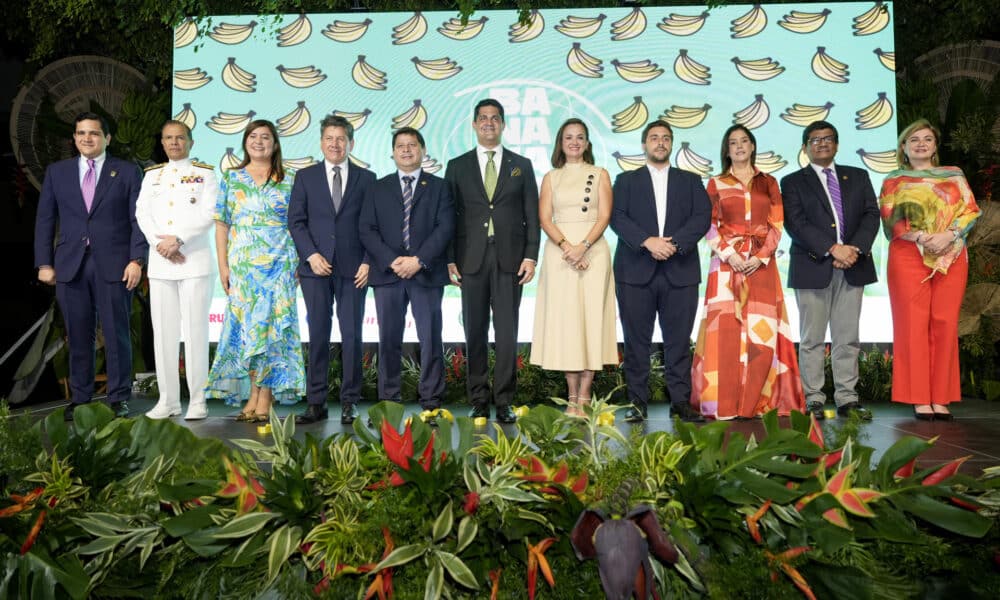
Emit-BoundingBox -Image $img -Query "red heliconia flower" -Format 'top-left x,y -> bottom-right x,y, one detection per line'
746,500 -> 772,544
488,568 -> 502,600
765,547 -> 817,600
526,537 -> 556,600
921,456 -> 970,487
380,420 -> 439,487
0,487 -> 44,518
463,491 -> 480,515
515,456 -> 589,498
20,510 -> 47,555
516,355 -> 525,370
217,457 -> 267,514
893,458 -> 916,480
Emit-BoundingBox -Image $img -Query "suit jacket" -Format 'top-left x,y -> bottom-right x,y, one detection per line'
359,171 -> 454,287
289,161 -> 376,279
34,154 -> 146,283
780,164 -> 880,289
610,166 -> 711,286
445,148 -> 540,274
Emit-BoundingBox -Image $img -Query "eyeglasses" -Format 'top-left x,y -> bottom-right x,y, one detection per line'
808,135 -> 836,146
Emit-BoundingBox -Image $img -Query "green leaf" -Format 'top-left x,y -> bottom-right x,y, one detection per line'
70,513 -> 126,537
432,501 -> 453,542
892,494 -> 992,537
463,459 -> 481,494
514,508 -> 554,531
76,534 -> 126,555
374,543 -> 425,571
803,563 -> 873,600
220,529 -> 268,568
424,559 -> 444,600
492,487 -> 543,503
728,469 -> 799,503
156,479 -> 220,503
162,505 -> 220,537
214,512 -> 277,539
454,416 -> 475,456
876,436 -> 934,486
266,524 -> 302,583
436,550 -> 478,589
456,515 -> 477,553
749,456 -> 818,478
353,417 -> 380,446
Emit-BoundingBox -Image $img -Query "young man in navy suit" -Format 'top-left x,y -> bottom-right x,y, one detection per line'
610,120 -> 711,423
34,112 -> 147,421
359,127 -> 454,426
289,115 -> 377,425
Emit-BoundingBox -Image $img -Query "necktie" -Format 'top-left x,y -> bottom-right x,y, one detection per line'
331,165 -> 343,213
823,167 -> 845,240
82,159 -> 96,212
402,175 -> 414,251
484,150 -> 497,236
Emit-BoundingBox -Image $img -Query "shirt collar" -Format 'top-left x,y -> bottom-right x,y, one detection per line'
79,152 -> 106,167
324,158 -> 349,172
398,168 -> 422,181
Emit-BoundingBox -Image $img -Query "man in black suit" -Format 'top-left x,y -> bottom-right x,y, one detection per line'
610,120 -> 711,423
780,121 -> 880,421
445,99 -> 540,423
360,127 -> 454,425
288,115 -> 376,424
34,112 -> 146,420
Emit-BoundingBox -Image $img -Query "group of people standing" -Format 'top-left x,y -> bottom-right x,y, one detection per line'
34,103 -> 979,426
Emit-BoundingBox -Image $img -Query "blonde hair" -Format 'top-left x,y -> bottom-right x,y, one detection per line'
896,118 -> 941,169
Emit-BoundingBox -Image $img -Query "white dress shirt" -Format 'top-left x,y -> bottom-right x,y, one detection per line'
647,163 -> 670,236
810,162 -> 844,244
78,152 -> 106,185
325,158 -> 350,197
476,144 -> 504,182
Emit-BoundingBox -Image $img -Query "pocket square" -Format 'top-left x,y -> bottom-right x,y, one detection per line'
511,167 -> 522,177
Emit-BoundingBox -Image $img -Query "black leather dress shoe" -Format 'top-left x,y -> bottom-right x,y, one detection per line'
469,405 -> 490,419
670,404 -> 705,423
339,405 -> 358,425
837,402 -> 872,421
807,403 -> 826,421
496,406 -> 517,423
624,406 -> 647,423
110,401 -> 130,418
296,404 -> 329,424
64,404 -> 78,422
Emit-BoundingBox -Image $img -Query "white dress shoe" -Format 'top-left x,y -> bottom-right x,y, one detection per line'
146,403 -> 182,419
184,402 -> 208,420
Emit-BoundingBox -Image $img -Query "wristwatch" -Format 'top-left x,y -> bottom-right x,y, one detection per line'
176,237 -> 185,246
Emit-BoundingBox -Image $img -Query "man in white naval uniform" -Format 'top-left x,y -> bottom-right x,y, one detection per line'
136,120 -> 216,419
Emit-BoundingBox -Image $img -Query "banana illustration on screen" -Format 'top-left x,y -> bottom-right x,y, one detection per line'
755,151 -> 787,174
509,10 -> 545,43
412,57 -> 462,80
778,9 -> 831,34
732,57 -> 784,82
812,47 -> 850,83
174,67 -> 212,91
332,109 -> 373,130
612,59 -> 664,84
555,14 -> 607,39
392,12 -> 428,45
174,18 -> 198,48
873,48 -> 895,72
566,43 -> 603,78
855,92 -> 893,130
661,104 -> 711,129
277,14 -> 312,47
276,65 -> 326,89
352,56 -> 388,90
676,142 -> 713,178
612,151 -> 647,171
732,94 -> 770,130
283,157 -> 317,170
798,148 -> 809,168
781,102 -> 835,127
657,11 -> 710,37
438,16 -> 489,41
853,1 -> 890,36
856,148 -> 898,173
206,110 -> 257,135
392,100 -> 428,130
221,58 -> 256,93
349,154 -> 370,169
323,19 -> 373,43
611,97 -> 649,133
208,21 -> 257,45
277,101 -> 311,136
610,7 -> 646,41
673,50 -> 711,85
220,148 -> 242,171
173,103 -> 196,131
421,155 -> 443,174
730,4 -> 767,39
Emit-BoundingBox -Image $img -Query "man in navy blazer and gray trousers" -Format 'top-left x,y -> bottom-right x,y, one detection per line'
611,120 -> 710,423
34,112 -> 147,421
289,115 -> 376,425
359,127 -> 454,424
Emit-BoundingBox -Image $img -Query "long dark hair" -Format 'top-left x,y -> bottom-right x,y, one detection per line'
551,118 -> 595,167
719,124 -> 757,174
236,119 -> 285,183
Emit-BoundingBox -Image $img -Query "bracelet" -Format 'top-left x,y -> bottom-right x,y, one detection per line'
582,239 -> 592,250
557,238 -> 568,247
916,232 -> 925,244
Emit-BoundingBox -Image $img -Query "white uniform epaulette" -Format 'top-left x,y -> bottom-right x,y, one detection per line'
192,161 -> 216,170
144,162 -> 167,172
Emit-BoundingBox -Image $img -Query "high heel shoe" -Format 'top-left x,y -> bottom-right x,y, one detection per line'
913,407 -> 935,421
235,409 -> 256,422
249,412 -> 270,424
931,405 -> 954,421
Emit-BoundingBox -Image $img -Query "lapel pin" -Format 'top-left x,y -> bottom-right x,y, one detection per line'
511,167 -> 522,177
110,170 -> 118,178
421,180 -> 427,186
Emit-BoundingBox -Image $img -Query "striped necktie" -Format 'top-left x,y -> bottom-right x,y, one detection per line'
402,175 -> 414,250
823,167 -> 845,241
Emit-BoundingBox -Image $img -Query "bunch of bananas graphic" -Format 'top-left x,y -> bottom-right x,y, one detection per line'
798,148 -> 810,169
874,48 -> 895,72
612,59 -> 663,84
555,14 -> 606,39
392,12 -> 427,45
732,95 -> 770,130
509,11 -> 544,43
349,154 -> 370,169
438,16 -> 488,41
332,109 -> 372,130
206,110 -> 256,135
277,101 -> 311,137
276,65 -> 326,89
174,67 -> 212,91
421,155 -> 443,174
812,47 -> 850,83
221,58 -> 256,93
352,56 -> 387,91
661,104 -> 711,129
611,97 -> 648,133
566,43 -> 603,78
174,18 -> 198,48
856,148 -> 898,173
173,104 -> 196,131
755,151 -> 787,174
853,2 -> 890,36
610,7 -> 646,41
220,148 -> 242,171
392,100 -> 428,130
676,143 -> 713,178
732,57 -> 784,82
657,12 -> 709,36
674,50 -> 711,85
612,151 -> 646,171
778,9 -> 831,34
855,92 -> 893,130
730,4 -> 767,39
323,19 -> 372,43
283,157 -> 317,170
277,14 -> 311,47
781,102 -> 834,127
412,57 -> 462,81
208,21 -> 257,45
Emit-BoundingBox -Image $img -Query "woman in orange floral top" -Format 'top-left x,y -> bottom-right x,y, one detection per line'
691,125 -> 804,419
879,118 -> 979,420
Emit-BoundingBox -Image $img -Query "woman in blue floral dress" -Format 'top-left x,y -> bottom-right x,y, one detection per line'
207,120 -> 304,421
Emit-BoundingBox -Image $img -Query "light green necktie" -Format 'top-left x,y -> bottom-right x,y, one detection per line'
485,150 -> 496,236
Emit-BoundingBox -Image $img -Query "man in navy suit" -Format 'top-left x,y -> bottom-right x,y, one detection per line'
289,115 -> 376,425
359,127 -> 454,426
780,121 -> 879,421
34,112 -> 146,421
610,120 -> 711,423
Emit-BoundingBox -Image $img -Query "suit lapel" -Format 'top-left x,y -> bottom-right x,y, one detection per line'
835,166 -> 853,223
803,166 -> 834,220
466,150 -> 489,203
89,159 -> 114,214
410,174 -> 428,208
491,152 -> 513,200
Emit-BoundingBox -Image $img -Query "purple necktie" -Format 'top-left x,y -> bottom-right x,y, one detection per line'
823,167 -> 845,238
82,159 -> 96,212
402,175 -> 414,250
